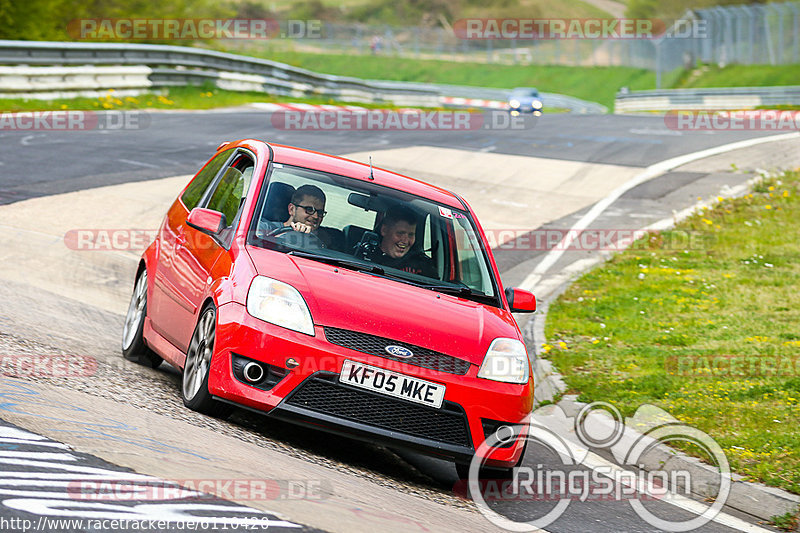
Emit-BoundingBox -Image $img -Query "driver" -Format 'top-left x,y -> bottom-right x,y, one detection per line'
284,184 -> 326,234
366,204 -> 436,278
260,184 -> 345,250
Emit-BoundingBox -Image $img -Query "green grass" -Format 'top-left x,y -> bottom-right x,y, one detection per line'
771,510 -> 800,531
216,48 -> 799,110
0,83 -> 434,112
223,48 -> 656,110
544,171 -> 800,494
677,64 -> 800,89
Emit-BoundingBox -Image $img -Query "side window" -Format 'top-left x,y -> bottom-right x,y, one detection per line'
451,219 -> 494,296
181,149 -> 233,211
205,155 -> 255,229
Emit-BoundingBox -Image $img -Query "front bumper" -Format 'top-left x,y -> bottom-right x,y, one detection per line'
210,302 -> 533,466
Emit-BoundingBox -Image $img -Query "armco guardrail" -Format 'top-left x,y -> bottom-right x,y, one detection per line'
0,65 -> 152,99
0,40 -> 606,113
615,86 -> 800,113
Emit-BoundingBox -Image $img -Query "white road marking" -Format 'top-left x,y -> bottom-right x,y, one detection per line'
0,427 -> 46,440
20,134 -> 44,146
521,132 -> 800,291
492,198 -> 528,208
0,451 -> 76,461
629,127 -> 684,136
0,437 -> 69,449
117,158 -> 159,168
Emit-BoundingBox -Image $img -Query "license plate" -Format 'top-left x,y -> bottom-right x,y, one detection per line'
339,360 -> 445,409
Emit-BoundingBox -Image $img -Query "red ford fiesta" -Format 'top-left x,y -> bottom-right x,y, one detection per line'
122,139 -> 536,474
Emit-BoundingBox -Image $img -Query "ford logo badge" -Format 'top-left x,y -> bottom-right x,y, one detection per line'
385,345 -> 413,358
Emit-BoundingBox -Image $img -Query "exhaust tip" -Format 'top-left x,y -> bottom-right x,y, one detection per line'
243,361 -> 265,383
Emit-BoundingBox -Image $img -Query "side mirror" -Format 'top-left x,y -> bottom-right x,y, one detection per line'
187,208 -> 227,235
505,287 -> 536,313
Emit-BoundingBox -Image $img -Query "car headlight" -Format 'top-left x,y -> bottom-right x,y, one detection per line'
509,99 -> 520,108
477,338 -> 529,384
246,276 -> 314,336
532,99 -> 543,109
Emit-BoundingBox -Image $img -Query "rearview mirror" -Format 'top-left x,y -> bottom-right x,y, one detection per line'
187,208 -> 227,235
505,287 -> 536,313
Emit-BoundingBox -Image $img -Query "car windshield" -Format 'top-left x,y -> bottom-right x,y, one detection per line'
247,163 -> 499,304
511,88 -> 539,97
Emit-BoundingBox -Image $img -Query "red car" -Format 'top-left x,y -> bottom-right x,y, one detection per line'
122,139 -> 536,474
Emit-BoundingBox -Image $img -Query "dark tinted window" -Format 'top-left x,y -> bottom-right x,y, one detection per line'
181,149 -> 233,210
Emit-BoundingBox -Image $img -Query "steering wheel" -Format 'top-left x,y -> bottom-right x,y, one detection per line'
265,225 -> 326,249
352,230 -> 380,260
265,225 -> 296,238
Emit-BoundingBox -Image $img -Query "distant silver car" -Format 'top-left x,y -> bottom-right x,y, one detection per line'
508,87 -> 543,116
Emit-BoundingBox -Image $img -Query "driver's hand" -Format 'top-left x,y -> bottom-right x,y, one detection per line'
289,221 -> 313,233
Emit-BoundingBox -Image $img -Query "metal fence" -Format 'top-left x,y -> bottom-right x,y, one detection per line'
230,1 -> 800,86
655,2 -> 800,86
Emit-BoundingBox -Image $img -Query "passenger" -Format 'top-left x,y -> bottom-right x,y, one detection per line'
366,204 -> 436,277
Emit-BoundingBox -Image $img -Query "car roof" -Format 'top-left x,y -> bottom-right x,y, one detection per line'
265,142 -> 466,210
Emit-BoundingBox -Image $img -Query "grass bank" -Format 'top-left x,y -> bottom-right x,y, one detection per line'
227,49 -> 658,110
221,48 -> 800,109
678,64 -> 800,89
545,170 -> 800,495
0,84 -> 426,113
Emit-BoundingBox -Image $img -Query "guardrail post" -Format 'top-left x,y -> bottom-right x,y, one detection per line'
757,4 -> 777,64
655,40 -> 662,89
775,3 -> 786,64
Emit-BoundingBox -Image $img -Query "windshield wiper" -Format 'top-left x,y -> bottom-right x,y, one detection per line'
287,250 -> 385,275
418,283 -> 497,303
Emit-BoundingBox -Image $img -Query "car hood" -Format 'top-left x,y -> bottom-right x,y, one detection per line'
246,246 -> 519,366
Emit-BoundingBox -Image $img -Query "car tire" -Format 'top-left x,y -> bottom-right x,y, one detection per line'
181,304 -> 233,419
121,269 -> 163,369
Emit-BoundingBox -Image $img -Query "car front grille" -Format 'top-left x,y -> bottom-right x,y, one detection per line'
323,326 -> 471,375
284,374 -> 472,448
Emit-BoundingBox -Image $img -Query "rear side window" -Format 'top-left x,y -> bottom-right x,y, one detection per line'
181,149 -> 233,210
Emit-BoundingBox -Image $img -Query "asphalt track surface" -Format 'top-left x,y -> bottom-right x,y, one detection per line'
0,110 -> 782,204
0,108 -> 792,533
